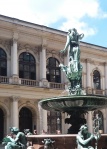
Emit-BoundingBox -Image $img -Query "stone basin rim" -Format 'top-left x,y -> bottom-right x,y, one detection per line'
39,95 -> 107,103
39,95 -> 107,112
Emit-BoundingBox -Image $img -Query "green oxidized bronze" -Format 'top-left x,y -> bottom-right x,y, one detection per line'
3,127 -> 27,149
60,28 -> 84,95
76,124 -> 100,149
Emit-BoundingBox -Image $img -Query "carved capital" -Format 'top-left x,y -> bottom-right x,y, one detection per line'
10,96 -> 20,102
12,32 -> 18,44
86,58 -> 91,63
104,62 -> 107,66
42,38 -> 47,49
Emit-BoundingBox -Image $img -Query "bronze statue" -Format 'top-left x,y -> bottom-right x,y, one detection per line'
76,124 -> 100,149
4,127 -> 27,149
60,28 -> 84,95
42,138 -> 55,149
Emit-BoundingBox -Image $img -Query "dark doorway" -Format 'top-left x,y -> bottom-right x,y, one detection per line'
19,107 -> 32,133
0,108 -> 4,141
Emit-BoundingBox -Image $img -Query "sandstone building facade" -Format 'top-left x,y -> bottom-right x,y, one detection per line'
0,15 -> 107,140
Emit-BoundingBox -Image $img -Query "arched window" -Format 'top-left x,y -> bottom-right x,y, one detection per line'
46,57 -> 61,83
19,107 -> 32,132
19,52 -> 36,80
0,48 -> 7,76
93,70 -> 101,89
47,111 -> 62,134
93,110 -> 104,133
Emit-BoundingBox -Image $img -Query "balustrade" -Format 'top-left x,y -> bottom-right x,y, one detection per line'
0,76 -> 106,95
0,76 -> 9,84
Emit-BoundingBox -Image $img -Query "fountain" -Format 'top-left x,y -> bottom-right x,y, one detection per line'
39,28 -> 107,134
27,28 -> 107,149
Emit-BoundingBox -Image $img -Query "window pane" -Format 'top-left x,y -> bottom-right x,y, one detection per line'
24,54 -> 29,61
19,64 -> 23,70
30,66 -> 35,72
47,111 -> 62,134
93,70 -> 101,89
1,68 -> 6,76
19,71 -> 24,78
30,56 -> 35,62
56,70 -> 60,75
46,57 -> 61,83
24,72 -> 29,79
0,48 -> 7,76
31,72 -> 36,80
56,60 -> 59,67
24,65 -> 29,71
50,70 -> 55,75
19,52 -> 36,80
1,62 -> 6,67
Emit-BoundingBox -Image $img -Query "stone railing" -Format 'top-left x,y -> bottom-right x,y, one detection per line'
20,78 -> 39,87
86,87 -> 105,95
0,76 -> 106,95
49,82 -> 65,90
0,76 -> 9,84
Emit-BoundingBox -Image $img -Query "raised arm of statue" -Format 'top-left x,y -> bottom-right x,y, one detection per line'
78,33 -> 84,40
60,33 -> 70,53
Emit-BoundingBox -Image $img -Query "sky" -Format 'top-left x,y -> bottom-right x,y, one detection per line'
0,0 -> 107,47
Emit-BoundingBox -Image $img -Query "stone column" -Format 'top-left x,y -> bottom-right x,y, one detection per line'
40,43 -> 48,87
87,111 -> 93,133
61,113 -> 66,134
42,109 -> 47,133
104,62 -> 107,95
105,108 -> 107,133
40,47 -> 46,79
11,96 -> 19,128
86,59 -> 92,94
38,105 -> 44,134
11,33 -> 18,76
10,32 -> 19,84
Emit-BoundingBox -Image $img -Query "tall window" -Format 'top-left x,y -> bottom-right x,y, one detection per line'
93,110 -> 104,132
19,107 -> 32,132
19,52 -> 36,80
0,48 -> 7,76
93,70 -> 101,89
47,111 -> 61,134
46,57 -> 61,83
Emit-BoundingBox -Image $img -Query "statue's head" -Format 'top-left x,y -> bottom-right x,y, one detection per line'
79,124 -> 88,134
10,127 -> 19,134
68,28 -> 77,36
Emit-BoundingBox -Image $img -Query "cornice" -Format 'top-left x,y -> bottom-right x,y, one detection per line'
81,58 -> 105,66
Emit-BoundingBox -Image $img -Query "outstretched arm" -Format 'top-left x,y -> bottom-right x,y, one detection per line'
78,33 -> 84,40
60,34 -> 70,53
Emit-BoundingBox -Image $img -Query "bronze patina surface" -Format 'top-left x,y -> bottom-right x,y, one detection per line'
39,95 -> 107,113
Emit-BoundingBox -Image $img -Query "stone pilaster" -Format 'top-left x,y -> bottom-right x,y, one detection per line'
104,62 -> 107,95
42,109 -> 47,132
10,96 -> 19,128
87,111 -> 93,133
10,32 -> 19,84
39,40 -> 48,87
86,59 -> 92,94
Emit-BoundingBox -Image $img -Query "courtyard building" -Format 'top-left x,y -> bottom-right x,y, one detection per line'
0,14 -> 107,141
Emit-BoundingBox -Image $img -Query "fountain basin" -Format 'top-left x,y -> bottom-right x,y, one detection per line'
39,95 -> 107,112
27,134 -> 107,149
